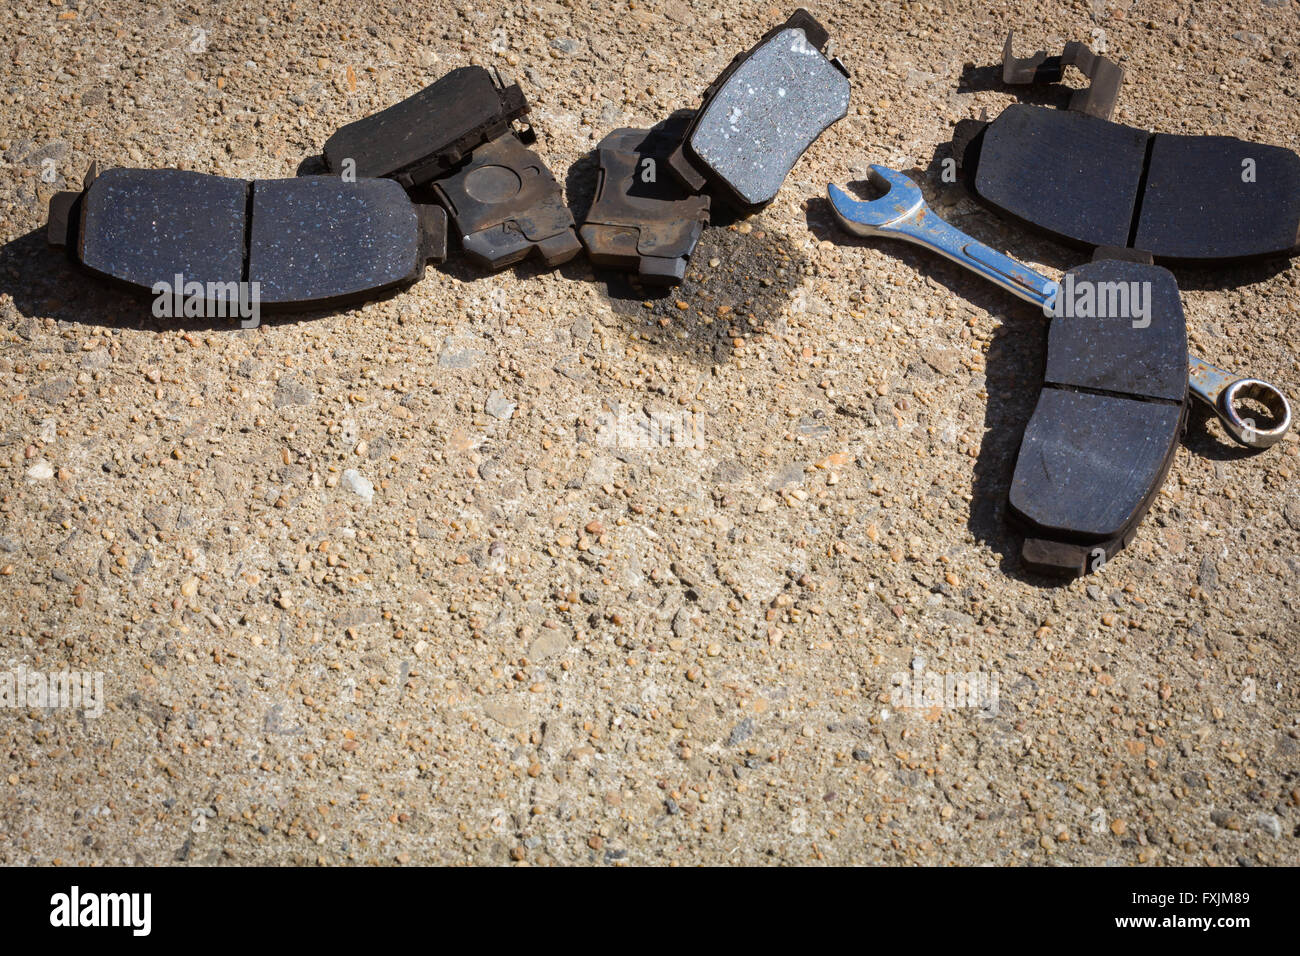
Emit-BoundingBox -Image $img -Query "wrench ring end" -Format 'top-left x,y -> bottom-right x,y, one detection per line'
1219,378 -> 1291,449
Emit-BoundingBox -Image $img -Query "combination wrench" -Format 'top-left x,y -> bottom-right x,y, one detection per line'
827,166 -> 1292,449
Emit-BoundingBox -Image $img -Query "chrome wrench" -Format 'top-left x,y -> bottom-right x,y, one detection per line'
827,165 -> 1291,449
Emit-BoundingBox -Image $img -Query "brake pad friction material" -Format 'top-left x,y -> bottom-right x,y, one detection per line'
973,104 -> 1147,249
322,66 -> 529,189
580,114 -> 712,284
1009,390 -> 1184,544
967,104 -> 1300,263
1043,261 -> 1187,402
55,168 -> 444,312
1008,260 -> 1189,576
77,167 -> 248,290
248,177 -> 429,308
1134,134 -> 1300,263
433,134 -> 581,271
669,9 -> 849,210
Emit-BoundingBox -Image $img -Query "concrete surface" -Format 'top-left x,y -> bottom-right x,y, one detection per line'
0,0 -> 1297,865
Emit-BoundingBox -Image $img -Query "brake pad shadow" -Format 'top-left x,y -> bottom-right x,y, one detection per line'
432,134 -> 582,271
958,105 -> 1300,265
48,166 -> 446,314
580,112 -> 712,285
667,8 -> 850,212
1007,259 -> 1188,577
322,66 -> 530,190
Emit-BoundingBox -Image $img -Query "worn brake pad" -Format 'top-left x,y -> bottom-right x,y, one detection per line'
248,177 -> 445,308
1134,133 -> 1300,261
959,104 -> 1300,264
580,113 -> 712,284
432,134 -> 581,271
667,9 -> 850,211
49,167 -> 446,312
322,66 -> 529,190
1007,259 -> 1189,576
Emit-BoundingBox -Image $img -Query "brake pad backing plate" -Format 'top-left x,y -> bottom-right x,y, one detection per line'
580,114 -> 711,284
433,134 -> 581,270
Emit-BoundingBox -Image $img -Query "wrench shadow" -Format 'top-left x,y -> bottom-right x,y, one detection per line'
808,188 -> 1068,586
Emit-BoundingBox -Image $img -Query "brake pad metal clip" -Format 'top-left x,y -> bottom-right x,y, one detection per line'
827,166 -> 1291,450
1001,31 -> 1124,121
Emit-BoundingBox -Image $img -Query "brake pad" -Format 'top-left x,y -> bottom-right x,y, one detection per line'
667,9 -> 850,211
322,66 -> 529,190
247,178 -> 445,308
1134,133 -> 1300,261
580,113 -> 712,284
432,134 -> 581,271
1007,260 -> 1189,576
960,104 -> 1300,264
49,167 -> 446,313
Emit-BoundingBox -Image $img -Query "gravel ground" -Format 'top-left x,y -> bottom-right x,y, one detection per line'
0,0 -> 1297,866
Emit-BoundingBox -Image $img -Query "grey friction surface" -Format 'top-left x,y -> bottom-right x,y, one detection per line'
248,177 -> 422,306
973,105 -> 1148,249
690,27 -> 849,207
1009,389 -> 1184,540
1134,133 -> 1300,262
78,167 -> 247,290
1044,261 -> 1188,402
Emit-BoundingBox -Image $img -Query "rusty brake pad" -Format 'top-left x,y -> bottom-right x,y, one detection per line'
432,134 -> 581,271
322,66 -> 530,190
580,112 -> 712,285
1008,259 -> 1189,577
667,8 -> 850,211
49,167 -> 446,313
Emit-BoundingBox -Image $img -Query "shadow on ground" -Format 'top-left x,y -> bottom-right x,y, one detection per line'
564,140 -> 809,368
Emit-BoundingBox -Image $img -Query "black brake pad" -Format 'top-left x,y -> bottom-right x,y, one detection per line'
667,8 -> 850,211
49,167 -> 446,313
1134,133 -> 1300,261
322,66 -> 529,190
248,178 -> 445,308
1007,260 -> 1189,577
432,134 -> 581,271
580,113 -> 712,284
961,104 -> 1300,264
968,106 -> 1147,249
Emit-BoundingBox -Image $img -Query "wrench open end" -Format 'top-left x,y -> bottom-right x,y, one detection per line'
827,165 -> 925,238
